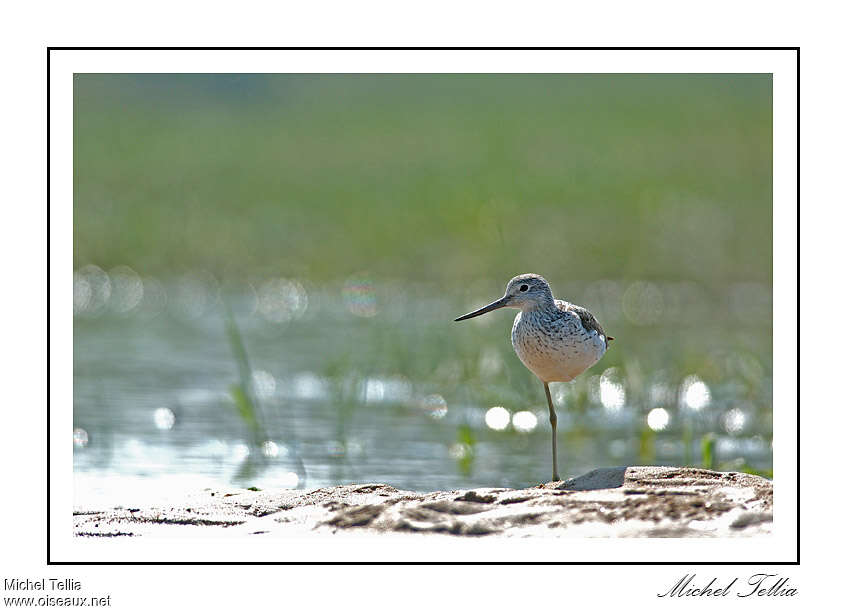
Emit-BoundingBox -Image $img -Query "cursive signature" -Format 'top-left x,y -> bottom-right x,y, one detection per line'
658,574 -> 797,598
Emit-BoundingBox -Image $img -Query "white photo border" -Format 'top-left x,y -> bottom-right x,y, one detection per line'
49,47 -> 797,564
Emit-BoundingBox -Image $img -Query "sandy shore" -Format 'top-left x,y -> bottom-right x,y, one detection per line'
74,466 -> 772,538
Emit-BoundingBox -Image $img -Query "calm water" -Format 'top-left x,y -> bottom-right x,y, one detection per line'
73,270 -> 773,505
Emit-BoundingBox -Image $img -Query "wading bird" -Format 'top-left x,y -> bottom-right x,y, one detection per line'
455,274 -> 613,481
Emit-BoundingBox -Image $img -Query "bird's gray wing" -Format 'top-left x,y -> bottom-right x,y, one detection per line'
556,300 -> 613,347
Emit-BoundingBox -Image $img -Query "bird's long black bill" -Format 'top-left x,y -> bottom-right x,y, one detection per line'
454,296 -> 510,321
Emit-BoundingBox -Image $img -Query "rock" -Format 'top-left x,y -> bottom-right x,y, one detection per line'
558,466 -> 628,490
73,466 -> 772,538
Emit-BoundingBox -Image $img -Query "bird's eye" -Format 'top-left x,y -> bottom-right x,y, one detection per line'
519,284 -> 529,292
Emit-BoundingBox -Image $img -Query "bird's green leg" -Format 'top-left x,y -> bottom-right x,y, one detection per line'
544,382 -> 560,481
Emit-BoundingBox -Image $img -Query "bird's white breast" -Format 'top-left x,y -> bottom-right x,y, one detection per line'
511,310 -> 606,383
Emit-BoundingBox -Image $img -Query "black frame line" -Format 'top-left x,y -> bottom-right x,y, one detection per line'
50,46 -> 797,50
49,46 -> 800,565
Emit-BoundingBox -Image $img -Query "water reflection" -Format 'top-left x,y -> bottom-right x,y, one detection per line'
73,276 -> 773,498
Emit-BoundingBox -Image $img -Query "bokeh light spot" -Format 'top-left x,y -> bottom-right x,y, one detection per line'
326,440 -> 346,457
153,407 -> 176,430
73,265 -> 111,316
364,378 -> 385,403
108,265 -> 144,314
599,367 -> 626,411
647,407 -> 670,431
448,443 -> 471,460
478,347 -> 504,378
512,410 -> 538,433
73,275 -> 92,315
258,278 -> 308,323
622,281 -> 664,325
251,370 -> 276,399
138,276 -> 167,318
722,408 -> 747,434
292,372 -> 329,400
420,394 -> 448,419
608,439 -> 627,458
232,443 -> 250,461
172,270 -> 219,320
681,375 -> 711,411
342,276 -> 378,317
73,427 -> 89,448
485,406 -> 510,431
279,472 -> 299,488
261,440 -> 279,458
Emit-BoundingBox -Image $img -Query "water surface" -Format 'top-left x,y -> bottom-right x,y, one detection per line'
73,273 -> 773,505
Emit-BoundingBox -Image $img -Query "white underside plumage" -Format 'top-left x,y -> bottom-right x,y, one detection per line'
510,308 -> 607,383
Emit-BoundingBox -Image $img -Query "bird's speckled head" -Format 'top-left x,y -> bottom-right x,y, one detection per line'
454,273 -> 555,321
503,273 -> 555,309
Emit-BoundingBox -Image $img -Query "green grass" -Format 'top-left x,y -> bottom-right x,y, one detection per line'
224,301 -> 267,448
73,74 -> 772,288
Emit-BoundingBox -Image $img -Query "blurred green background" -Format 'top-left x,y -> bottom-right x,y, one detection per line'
74,74 -> 771,285
73,74 -> 772,500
